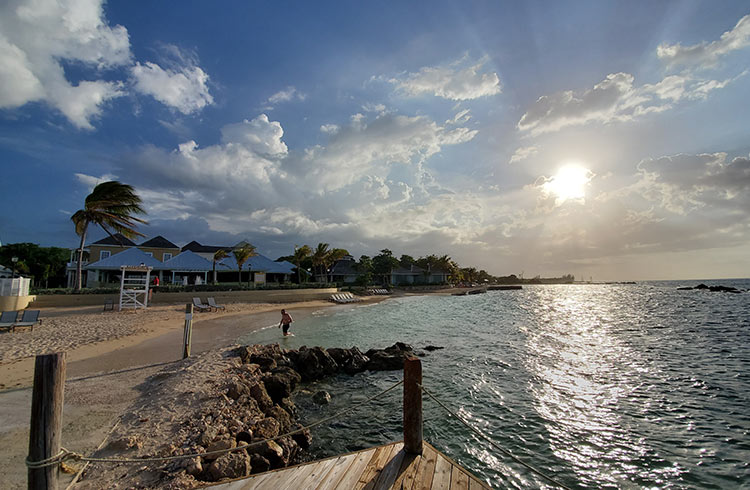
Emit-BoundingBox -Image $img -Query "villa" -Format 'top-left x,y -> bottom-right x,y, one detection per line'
66,236 -> 295,288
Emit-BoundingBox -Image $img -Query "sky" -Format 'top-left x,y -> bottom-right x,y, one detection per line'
1,1 -> 749,281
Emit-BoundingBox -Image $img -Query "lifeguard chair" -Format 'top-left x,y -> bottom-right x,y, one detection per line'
119,265 -> 152,310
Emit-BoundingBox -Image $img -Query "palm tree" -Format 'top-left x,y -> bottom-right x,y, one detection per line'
70,181 -> 147,291
212,249 -> 228,284
311,243 -> 330,282
233,244 -> 257,285
292,245 -> 311,284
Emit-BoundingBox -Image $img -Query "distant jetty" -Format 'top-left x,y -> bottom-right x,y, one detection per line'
677,284 -> 743,293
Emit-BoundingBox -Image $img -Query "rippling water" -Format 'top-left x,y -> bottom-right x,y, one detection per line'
241,280 -> 750,488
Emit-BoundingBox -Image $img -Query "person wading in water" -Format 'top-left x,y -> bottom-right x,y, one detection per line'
278,309 -> 294,336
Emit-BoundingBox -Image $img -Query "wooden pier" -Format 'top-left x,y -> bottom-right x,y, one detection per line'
209,440 -> 490,489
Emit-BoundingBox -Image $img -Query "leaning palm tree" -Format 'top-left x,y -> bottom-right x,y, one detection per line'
311,243 -> 330,283
212,249 -> 228,284
70,181 -> 147,291
233,244 -> 257,285
292,245 -> 311,284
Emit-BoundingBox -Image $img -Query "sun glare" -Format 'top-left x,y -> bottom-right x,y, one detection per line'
543,164 -> 591,203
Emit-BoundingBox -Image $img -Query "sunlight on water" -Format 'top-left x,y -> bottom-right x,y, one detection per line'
241,282 -> 750,488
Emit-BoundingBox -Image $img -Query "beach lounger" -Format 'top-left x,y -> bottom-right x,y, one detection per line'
0,311 -> 19,332
207,297 -> 225,311
13,310 -> 40,332
103,298 -> 114,311
192,297 -> 211,312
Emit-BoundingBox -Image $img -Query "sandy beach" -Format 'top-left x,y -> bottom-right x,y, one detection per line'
0,295 -> 387,489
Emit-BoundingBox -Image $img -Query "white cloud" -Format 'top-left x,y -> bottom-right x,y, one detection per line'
657,14 -> 750,69
320,124 -> 340,135
75,172 -> 119,190
446,109 -> 471,125
220,114 -> 288,156
131,61 -> 213,114
264,86 -> 305,107
509,145 -> 539,164
391,57 -> 501,100
517,72 -> 737,135
0,0 -> 131,129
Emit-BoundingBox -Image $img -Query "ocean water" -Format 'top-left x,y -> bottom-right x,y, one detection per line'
240,281 -> 750,488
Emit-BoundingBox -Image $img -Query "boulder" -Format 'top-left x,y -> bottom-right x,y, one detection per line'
313,390 -> 331,405
207,452 -> 251,481
279,397 -> 297,416
295,347 -> 339,381
326,347 -> 369,374
266,404 -> 294,433
423,345 -> 444,351
249,454 -> 271,474
204,438 -> 236,460
227,380 -> 250,400
252,417 -> 280,440
248,382 -> 273,412
263,367 -> 301,403
183,457 -> 202,477
291,427 -> 312,450
365,343 -> 416,371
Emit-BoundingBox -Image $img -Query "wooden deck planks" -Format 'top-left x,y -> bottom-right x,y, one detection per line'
207,440 -> 491,490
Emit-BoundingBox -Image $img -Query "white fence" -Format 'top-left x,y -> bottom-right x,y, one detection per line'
0,277 -> 31,297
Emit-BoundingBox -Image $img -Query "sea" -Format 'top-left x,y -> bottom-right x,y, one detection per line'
240,280 -> 750,489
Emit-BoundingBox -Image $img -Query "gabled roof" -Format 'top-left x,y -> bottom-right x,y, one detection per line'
86,247 -> 165,270
218,254 -> 295,274
140,235 -> 180,249
91,233 -> 136,247
162,250 -> 214,271
182,240 -> 232,254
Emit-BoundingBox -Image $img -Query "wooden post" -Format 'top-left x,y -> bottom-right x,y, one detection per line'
403,356 -> 423,454
183,303 -> 193,359
28,352 -> 66,490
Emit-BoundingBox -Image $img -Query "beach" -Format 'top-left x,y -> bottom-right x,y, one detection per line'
0,295 -> 386,489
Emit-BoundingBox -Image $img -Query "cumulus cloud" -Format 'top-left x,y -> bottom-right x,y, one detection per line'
391,57 -> 501,100
220,114 -> 288,156
74,172 -> 119,190
0,0 -> 131,128
509,145 -> 539,164
320,124 -> 340,135
657,14 -> 750,69
517,72 -> 738,135
263,86 -> 305,108
131,61 -> 213,114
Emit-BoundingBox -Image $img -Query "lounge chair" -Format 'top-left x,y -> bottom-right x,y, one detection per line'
103,298 -> 115,311
192,297 -> 211,312
207,297 -> 225,311
13,310 -> 41,332
0,311 -> 19,332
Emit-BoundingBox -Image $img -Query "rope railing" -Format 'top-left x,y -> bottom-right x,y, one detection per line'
419,382 -> 572,490
25,378 -> 404,470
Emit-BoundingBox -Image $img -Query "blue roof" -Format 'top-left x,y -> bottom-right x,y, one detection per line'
218,254 -> 295,274
86,247 -> 165,270
162,250 -> 214,271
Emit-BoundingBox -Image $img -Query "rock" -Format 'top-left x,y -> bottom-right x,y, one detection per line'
263,367 -> 301,403
249,355 -> 277,372
326,347 -> 369,374
279,397 -> 297,416
198,427 -> 219,447
295,347 -> 339,381
106,435 -> 142,451
207,452 -> 251,481
365,343 -> 416,371
423,345 -> 444,351
312,390 -> 331,405
291,427 -> 312,450
235,430 -> 253,445
227,380 -> 250,400
276,436 -> 300,466
249,454 -> 270,474
205,438 -> 236,459
248,382 -> 273,412
183,457 -> 202,477
266,405 -> 294,433
252,417 -> 280,440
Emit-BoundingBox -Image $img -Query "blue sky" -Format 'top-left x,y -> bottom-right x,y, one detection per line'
1,1 -> 749,280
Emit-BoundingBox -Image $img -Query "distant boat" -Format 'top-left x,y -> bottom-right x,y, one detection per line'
467,288 -> 486,295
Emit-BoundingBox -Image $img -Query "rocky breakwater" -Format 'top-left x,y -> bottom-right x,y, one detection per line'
79,342 -> 418,488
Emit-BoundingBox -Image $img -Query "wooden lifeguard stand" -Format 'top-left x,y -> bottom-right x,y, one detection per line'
119,265 -> 152,311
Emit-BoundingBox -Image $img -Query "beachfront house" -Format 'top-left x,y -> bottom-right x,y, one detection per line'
82,247 -> 164,287
330,255 -> 360,283
390,265 -> 450,285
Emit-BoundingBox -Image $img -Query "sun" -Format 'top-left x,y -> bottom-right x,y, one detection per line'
543,163 -> 592,203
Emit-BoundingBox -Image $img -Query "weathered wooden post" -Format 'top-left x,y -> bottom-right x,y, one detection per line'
28,352 -> 66,490
183,303 -> 193,359
403,357 -> 423,454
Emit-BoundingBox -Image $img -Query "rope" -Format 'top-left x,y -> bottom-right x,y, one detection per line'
26,378 -> 403,469
419,383 -> 571,490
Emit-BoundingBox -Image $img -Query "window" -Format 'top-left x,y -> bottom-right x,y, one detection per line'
163,253 -> 172,261
145,252 -> 153,257
100,251 -> 111,260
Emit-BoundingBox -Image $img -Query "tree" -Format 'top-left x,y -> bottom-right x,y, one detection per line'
355,255 -> 373,286
70,181 -> 147,291
292,245 -> 312,284
0,243 -> 70,288
311,243 -> 330,282
399,254 -> 415,268
372,249 -> 399,285
233,245 -> 257,285
212,249 -> 228,284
